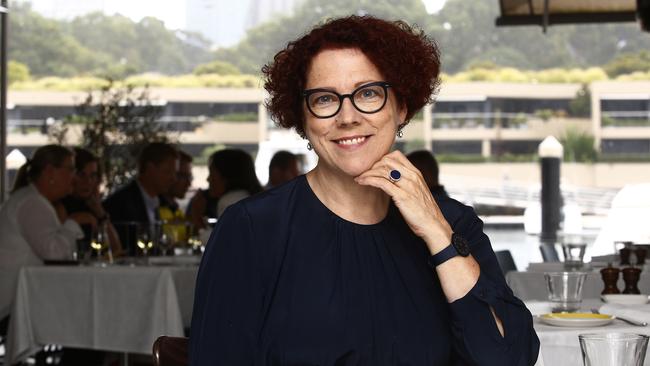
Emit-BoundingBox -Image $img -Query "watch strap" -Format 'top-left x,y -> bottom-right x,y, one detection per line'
428,243 -> 459,267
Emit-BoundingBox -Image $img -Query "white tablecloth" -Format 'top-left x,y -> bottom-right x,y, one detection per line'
527,299 -> 650,366
6,264 -> 198,364
535,320 -> 650,366
507,270 -> 650,301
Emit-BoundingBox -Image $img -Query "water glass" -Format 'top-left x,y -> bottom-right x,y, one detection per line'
579,333 -> 649,366
562,243 -> 587,270
90,223 -> 112,266
544,271 -> 587,312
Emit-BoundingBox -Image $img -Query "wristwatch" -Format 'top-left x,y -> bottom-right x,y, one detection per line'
428,232 -> 470,267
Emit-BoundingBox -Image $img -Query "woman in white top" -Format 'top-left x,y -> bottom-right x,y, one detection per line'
0,145 -> 96,320
188,149 -> 263,227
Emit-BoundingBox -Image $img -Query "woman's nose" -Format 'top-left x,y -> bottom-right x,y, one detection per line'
335,98 -> 360,127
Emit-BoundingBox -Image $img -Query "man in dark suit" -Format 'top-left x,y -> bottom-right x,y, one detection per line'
103,142 -> 179,254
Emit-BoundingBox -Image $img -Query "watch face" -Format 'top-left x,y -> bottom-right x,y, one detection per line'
452,233 -> 471,257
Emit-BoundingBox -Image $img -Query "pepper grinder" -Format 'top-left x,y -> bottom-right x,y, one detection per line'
600,265 -> 621,295
636,247 -> 647,266
622,267 -> 642,294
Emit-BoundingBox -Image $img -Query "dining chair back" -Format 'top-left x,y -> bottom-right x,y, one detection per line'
540,244 -> 560,262
152,336 -> 189,366
495,250 -> 518,274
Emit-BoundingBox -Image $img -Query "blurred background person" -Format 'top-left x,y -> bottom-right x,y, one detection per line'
159,150 -> 193,248
103,142 -> 178,255
266,150 -> 300,189
407,149 -> 448,198
59,147 -> 123,257
160,150 -> 193,218
0,145 -> 90,325
188,149 -> 262,229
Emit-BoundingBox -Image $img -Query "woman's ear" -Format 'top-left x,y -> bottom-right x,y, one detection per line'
399,102 -> 409,123
398,103 -> 408,127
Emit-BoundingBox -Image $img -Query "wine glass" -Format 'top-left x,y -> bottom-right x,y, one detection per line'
137,227 -> 154,260
158,232 -> 172,256
90,225 -> 108,266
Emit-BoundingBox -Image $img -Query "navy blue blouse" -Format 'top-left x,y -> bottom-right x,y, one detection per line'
190,175 -> 539,365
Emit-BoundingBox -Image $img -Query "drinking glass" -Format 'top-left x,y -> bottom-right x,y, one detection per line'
544,271 -> 587,312
158,232 -> 172,256
579,333 -> 649,366
137,225 -> 154,259
562,243 -> 587,270
90,224 -> 112,266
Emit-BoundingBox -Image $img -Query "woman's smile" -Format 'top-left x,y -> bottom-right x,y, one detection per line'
332,134 -> 371,150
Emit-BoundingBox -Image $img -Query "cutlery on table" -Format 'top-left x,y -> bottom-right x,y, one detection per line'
591,308 -> 648,327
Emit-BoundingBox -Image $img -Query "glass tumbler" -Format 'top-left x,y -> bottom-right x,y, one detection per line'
544,271 -> 587,313
579,333 -> 649,366
562,242 -> 587,270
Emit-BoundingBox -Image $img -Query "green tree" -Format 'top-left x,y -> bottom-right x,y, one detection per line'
8,3 -> 107,76
561,127 -> 597,163
7,3 -> 212,77
213,0 -> 430,74
603,51 -> 650,78
193,60 -> 241,75
49,80 -> 178,191
8,60 -> 31,84
568,84 -> 591,117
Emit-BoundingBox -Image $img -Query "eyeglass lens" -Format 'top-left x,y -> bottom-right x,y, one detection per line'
306,83 -> 388,118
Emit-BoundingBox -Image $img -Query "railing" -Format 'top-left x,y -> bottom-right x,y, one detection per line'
432,112 -> 532,129
602,111 -> 650,127
443,175 -> 618,215
7,115 -> 235,135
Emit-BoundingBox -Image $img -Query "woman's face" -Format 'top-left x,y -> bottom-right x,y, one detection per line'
73,161 -> 99,199
303,48 -> 406,177
49,155 -> 76,199
207,167 -> 226,197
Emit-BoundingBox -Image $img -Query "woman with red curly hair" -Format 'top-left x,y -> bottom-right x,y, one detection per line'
190,16 -> 539,365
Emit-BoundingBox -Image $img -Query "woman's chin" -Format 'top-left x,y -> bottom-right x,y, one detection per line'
336,164 -> 374,179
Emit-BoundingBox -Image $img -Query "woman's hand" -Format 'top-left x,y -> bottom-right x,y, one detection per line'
69,212 -> 98,230
85,187 -> 107,219
356,150 -> 483,304
354,150 -> 453,254
189,191 -> 207,230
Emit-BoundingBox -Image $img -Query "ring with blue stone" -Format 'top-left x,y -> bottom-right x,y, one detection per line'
388,169 -> 401,183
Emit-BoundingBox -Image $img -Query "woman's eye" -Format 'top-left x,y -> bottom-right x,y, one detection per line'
359,88 -> 379,99
315,95 -> 335,104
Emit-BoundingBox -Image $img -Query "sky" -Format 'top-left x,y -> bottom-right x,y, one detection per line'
102,0 -> 447,30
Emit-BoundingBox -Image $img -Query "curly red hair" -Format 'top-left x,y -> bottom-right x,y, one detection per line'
262,15 -> 441,138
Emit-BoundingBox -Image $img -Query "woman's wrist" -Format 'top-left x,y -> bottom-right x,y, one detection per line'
424,229 -> 453,255
95,212 -> 109,223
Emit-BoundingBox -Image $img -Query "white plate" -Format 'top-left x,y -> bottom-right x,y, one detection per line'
539,313 -> 615,327
602,294 -> 650,305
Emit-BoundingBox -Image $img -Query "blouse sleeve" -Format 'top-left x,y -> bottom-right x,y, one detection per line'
16,194 -> 81,260
447,205 -> 540,366
189,203 -> 263,366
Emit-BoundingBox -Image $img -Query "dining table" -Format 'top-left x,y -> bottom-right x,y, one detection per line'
506,262 -> 650,301
5,260 -> 199,365
530,299 -> 650,366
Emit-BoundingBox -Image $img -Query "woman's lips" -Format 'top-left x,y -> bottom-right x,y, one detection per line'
333,135 -> 370,149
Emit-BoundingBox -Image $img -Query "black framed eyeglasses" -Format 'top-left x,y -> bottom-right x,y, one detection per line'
303,81 -> 391,119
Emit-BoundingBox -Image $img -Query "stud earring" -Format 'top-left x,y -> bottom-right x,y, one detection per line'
307,142 -> 313,151
397,129 -> 404,138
